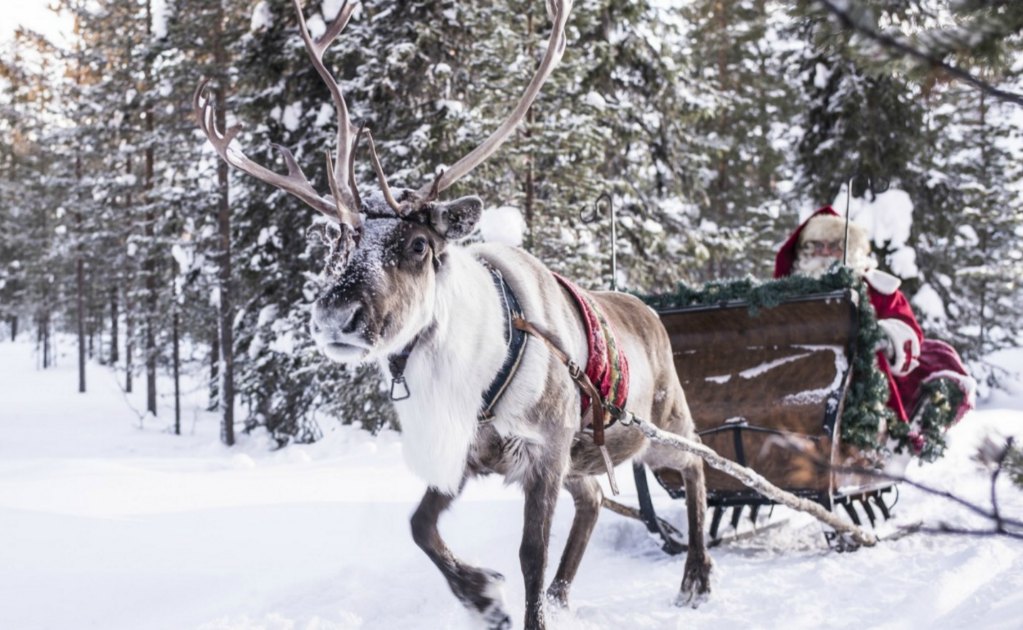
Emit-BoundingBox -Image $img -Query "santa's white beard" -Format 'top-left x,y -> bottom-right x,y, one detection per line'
793,252 -> 874,278
792,255 -> 840,278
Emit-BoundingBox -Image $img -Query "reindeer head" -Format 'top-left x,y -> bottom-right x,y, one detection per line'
306,191 -> 483,363
195,0 -> 571,364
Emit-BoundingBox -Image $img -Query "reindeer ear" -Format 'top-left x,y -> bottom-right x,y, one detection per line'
307,220 -> 356,277
306,221 -> 340,247
428,196 -> 483,240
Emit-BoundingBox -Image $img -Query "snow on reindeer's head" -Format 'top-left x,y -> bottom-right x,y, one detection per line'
308,190 -> 483,365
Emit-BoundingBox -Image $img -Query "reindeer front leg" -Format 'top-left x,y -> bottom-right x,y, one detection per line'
411,487 -> 512,630
520,465 -> 564,630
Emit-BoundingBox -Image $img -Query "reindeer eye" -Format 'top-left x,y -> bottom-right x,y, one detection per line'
410,236 -> 429,259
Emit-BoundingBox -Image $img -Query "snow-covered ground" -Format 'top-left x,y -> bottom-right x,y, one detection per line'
2,339 -> 1022,630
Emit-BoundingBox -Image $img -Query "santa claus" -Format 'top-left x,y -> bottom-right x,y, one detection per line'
774,206 -> 974,454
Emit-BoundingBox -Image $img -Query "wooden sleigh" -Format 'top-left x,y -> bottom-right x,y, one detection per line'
631,289 -> 896,550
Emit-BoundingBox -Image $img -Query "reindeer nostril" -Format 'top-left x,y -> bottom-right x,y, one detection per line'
341,305 -> 363,334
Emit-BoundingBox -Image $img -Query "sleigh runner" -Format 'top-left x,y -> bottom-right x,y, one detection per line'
632,287 -> 898,547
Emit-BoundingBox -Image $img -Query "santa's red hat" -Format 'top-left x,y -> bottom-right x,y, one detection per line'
774,206 -> 870,278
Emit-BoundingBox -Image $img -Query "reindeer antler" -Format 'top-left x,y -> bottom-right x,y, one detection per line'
412,0 -> 573,207
195,0 -> 573,227
193,0 -> 364,230
291,0 -> 363,218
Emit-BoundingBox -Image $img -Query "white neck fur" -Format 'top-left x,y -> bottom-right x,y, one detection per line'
383,246 -> 506,495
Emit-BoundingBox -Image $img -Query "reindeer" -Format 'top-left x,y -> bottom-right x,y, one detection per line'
195,1 -> 712,628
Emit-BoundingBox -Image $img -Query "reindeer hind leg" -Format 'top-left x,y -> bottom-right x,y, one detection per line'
676,459 -> 712,607
546,475 -> 603,609
640,399 -> 713,608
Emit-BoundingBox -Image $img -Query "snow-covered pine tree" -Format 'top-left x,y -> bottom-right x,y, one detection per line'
225,0 -> 399,442
808,0 -> 1023,107
913,75 -> 1023,372
161,0 -> 252,442
0,29 -> 69,368
797,0 -> 1022,378
678,0 -> 803,282
59,0 -> 158,397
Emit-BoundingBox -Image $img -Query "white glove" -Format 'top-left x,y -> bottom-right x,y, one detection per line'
876,318 -> 920,376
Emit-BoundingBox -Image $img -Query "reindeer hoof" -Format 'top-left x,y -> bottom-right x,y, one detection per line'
545,579 -> 570,609
480,603 -> 512,630
676,558 -> 712,608
470,569 -> 510,630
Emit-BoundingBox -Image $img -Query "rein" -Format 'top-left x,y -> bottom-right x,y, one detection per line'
512,317 -> 621,495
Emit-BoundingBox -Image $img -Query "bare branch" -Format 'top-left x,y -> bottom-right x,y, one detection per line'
771,434 -> 1023,539
907,524 -> 1023,541
626,416 -> 878,547
814,0 -> 1023,107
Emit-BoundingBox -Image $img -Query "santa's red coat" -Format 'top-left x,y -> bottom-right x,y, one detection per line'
775,206 -> 972,427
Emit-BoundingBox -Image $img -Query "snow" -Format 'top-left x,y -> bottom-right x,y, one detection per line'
813,62 -> 831,89
321,0 -> 346,21
479,205 -> 526,247
2,338 -> 1023,630
250,1 -> 273,32
282,102 -> 303,132
888,246 -> 919,279
152,0 -> 168,40
828,188 -> 915,252
782,345 -> 849,405
583,91 -> 607,111
913,283 -> 947,324
739,352 -> 812,379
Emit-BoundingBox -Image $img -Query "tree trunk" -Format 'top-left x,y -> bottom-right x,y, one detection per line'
173,308 -> 181,435
9,316 -> 17,341
125,306 -> 134,394
77,172 -> 86,393
144,0 -> 158,416
110,286 -> 119,364
74,14 -> 86,394
125,149 -> 134,393
208,325 -> 219,411
42,311 -> 51,369
523,12 -> 535,252
213,0 -> 235,446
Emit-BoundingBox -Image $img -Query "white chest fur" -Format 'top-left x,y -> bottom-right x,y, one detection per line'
386,248 -> 507,494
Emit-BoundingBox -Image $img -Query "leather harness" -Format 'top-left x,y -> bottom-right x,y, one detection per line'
386,262 -> 624,493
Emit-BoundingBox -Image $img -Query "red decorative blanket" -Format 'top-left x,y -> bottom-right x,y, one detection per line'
553,273 -> 630,424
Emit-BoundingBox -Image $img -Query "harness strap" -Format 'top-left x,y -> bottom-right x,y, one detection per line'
478,265 -> 529,421
512,316 -> 620,494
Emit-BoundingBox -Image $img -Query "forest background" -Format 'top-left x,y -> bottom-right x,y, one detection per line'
1,0 -> 1021,445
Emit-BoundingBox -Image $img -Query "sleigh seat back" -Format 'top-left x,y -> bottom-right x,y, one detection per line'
653,290 -> 887,510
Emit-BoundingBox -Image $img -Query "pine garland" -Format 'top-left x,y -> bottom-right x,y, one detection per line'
638,268 -> 896,455
888,378 -> 965,462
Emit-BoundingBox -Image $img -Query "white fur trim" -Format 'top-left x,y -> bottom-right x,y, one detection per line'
876,318 -> 920,376
864,269 -> 901,295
